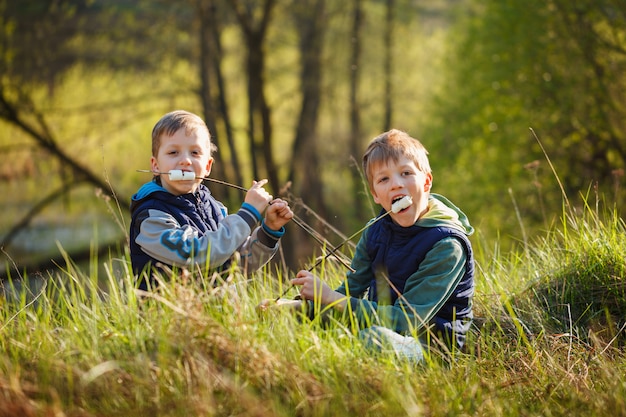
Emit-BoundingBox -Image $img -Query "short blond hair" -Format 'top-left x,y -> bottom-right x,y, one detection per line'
151,110 -> 215,156
362,129 -> 431,188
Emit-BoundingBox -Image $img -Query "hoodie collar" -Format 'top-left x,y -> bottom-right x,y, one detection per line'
131,180 -> 168,201
417,193 -> 474,235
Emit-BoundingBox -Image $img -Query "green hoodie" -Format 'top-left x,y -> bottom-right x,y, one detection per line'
331,193 -> 474,339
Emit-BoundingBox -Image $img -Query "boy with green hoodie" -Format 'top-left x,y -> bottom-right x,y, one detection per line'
267,129 -> 474,362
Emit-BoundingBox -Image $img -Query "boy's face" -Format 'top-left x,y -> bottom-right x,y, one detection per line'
151,128 -> 213,196
369,156 -> 433,227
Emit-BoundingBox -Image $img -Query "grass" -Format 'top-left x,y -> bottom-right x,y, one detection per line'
1,202 -> 626,416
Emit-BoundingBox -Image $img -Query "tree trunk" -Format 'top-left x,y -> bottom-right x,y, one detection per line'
348,0 -> 367,219
286,0 -> 328,266
383,0 -> 395,131
196,0 -> 229,202
230,0 -> 280,194
210,3 -> 243,190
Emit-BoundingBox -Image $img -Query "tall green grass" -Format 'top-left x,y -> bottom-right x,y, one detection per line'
1,203 -> 626,416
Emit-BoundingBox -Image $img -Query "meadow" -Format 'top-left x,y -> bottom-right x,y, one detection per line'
1,194 -> 625,417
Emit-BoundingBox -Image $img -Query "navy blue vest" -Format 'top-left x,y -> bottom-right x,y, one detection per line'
366,214 -> 475,345
129,183 -> 226,288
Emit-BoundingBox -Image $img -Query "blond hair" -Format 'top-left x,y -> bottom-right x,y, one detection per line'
151,110 -> 215,156
362,129 -> 431,188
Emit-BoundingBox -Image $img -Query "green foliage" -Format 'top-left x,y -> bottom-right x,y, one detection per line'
0,0 -> 191,87
511,204 -> 626,342
423,0 -> 626,251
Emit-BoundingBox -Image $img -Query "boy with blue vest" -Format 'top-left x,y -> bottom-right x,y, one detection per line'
268,129 -> 474,362
130,110 -> 293,290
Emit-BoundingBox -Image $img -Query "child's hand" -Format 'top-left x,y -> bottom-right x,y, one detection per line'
256,298 -> 304,315
244,179 -> 273,213
264,198 -> 293,230
292,271 -> 347,311
291,270 -> 332,302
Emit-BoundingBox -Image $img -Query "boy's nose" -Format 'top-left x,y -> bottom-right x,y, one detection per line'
390,174 -> 403,187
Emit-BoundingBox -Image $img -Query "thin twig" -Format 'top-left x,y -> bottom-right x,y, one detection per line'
530,128 -> 570,207
0,249 -> 48,332
0,282 -> 47,332
591,320 -> 626,361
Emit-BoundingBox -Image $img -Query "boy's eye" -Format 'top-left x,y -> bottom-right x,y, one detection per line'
377,176 -> 388,183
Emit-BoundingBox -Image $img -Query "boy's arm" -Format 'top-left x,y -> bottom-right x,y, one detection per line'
236,222 -> 284,271
134,206 -> 260,268
236,197 -> 291,271
346,237 -> 467,334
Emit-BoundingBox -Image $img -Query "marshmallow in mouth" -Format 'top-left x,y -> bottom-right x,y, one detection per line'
391,195 -> 413,213
168,170 -> 196,181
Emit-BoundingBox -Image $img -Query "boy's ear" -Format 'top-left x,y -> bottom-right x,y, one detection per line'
370,187 -> 381,204
424,172 -> 433,191
150,156 -> 158,172
204,157 -> 214,176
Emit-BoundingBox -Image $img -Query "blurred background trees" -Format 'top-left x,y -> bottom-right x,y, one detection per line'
426,0 -> 626,241
1,0 -> 626,274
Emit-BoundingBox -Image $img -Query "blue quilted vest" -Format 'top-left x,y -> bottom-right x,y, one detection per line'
366,213 -> 475,347
129,182 -> 226,288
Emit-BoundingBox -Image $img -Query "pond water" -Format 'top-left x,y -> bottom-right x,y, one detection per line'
0,216 -> 126,279
1,215 -> 127,301
6,216 -> 122,254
